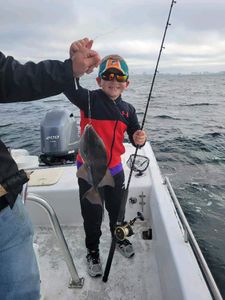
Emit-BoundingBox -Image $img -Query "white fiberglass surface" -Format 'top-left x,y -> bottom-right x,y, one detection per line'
34,222 -> 162,300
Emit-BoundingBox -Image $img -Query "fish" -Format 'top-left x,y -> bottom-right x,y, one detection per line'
77,124 -> 114,205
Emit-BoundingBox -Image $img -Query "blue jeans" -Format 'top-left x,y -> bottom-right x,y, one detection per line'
0,195 -> 40,300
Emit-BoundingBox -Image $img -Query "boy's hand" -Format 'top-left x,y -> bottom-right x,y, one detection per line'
133,130 -> 147,146
70,38 -> 101,77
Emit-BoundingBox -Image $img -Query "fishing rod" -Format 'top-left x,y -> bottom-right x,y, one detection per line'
103,0 -> 177,283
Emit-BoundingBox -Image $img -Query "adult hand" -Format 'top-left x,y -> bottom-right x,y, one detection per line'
70,38 -> 101,77
133,130 -> 147,146
69,38 -> 93,57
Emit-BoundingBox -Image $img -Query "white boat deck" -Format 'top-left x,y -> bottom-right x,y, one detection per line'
34,222 -> 161,300
17,143 -> 220,300
26,144 -> 159,299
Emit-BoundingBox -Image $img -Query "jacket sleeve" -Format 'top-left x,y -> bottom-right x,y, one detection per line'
0,51 -> 74,102
64,78 -> 89,111
127,104 -> 141,147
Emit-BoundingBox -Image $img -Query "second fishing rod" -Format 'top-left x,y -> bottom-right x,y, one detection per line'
103,0 -> 177,283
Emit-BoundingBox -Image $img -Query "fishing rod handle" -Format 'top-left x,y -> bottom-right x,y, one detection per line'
102,237 -> 117,282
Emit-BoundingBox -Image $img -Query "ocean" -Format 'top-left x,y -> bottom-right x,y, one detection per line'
1,73 -> 225,297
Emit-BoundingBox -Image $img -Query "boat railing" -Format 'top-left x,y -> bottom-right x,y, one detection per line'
165,177 -> 223,300
26,193 -> 84,289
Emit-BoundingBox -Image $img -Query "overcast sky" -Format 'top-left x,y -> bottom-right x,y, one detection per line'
1,0 -> 225,74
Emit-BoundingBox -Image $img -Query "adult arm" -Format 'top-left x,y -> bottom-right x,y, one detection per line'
0,51 -> 74,102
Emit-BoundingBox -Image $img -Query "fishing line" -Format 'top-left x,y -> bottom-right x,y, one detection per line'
87,90 -> 92,124
76,26 -> 119,125
103,0 -> 177,283
92,27 -> 120,41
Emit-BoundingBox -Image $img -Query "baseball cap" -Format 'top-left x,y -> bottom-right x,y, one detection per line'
98,55 -> 129,77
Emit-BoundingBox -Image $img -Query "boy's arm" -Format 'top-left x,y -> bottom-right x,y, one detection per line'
127,105 -> 147,147
64,78 -> 89,111
126,106 -> 140,146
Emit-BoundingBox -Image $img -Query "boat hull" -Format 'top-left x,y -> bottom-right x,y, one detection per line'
16,142 -> 216,299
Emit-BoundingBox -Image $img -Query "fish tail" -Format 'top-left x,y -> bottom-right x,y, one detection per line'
82,187 -> 103,206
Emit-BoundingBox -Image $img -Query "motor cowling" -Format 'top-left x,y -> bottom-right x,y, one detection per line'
40,109 -> 79,165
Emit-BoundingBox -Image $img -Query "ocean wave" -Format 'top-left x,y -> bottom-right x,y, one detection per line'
154,115 -> 181,120
202,132 -> 225,138
0,133 -> 9,138
0,123 -> 13,128
154,134 -> 225,166
180,103 -> 218,107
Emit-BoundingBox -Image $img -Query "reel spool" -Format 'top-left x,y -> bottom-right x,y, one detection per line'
114,212 -> 144,241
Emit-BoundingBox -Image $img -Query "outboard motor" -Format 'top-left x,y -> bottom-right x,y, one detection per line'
39,109 -> 79,165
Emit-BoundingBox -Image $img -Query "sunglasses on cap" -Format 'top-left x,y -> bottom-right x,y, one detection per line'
101,73 -> 128,83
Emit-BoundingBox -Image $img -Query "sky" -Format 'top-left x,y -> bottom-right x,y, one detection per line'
1,0 -> 225,74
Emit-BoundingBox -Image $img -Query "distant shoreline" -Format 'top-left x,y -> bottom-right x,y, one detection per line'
129,71 -> 225,76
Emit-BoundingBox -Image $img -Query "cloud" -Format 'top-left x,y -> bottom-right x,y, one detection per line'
1,0 -> 225,73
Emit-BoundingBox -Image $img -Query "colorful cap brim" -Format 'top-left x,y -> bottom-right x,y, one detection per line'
98,58 -> 129,77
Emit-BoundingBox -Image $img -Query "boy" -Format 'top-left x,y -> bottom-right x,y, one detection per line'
65,53 -> 147,277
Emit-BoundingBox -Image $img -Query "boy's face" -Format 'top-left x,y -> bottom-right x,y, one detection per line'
96,72 -> 129,101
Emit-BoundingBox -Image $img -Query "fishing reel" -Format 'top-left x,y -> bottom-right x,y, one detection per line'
114,212 -> 144,241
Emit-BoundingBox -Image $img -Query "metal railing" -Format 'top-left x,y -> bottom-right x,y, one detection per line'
27,193 -> 84,288
165,177 -> 223,300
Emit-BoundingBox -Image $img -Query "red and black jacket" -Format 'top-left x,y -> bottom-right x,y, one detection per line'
64,80 -> 141,173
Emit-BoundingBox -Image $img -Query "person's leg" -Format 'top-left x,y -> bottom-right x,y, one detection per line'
104,171 -> 125,235
78,178 -> 103,276
0,195 -> 40,300
78,178 -> 103,251
104,171 -> 134,258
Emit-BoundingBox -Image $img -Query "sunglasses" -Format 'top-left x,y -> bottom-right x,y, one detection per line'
101,73 -> 128,83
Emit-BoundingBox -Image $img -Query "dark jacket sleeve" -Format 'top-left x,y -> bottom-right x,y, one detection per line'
127,105 -> 140,137
127,104 -> 145,147
0,51 -> 74,102
64,78 -> 89,111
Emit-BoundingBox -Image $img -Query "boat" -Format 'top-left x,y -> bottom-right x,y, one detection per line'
11,114 -> 223,300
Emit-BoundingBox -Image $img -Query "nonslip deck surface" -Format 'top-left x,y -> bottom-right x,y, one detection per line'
34,222 -> 162,300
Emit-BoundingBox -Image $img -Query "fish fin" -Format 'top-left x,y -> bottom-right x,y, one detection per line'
77,165 -> 94,185
76,165 -> 89,182
98,169 -> 115,188
83,187 -> 103,206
